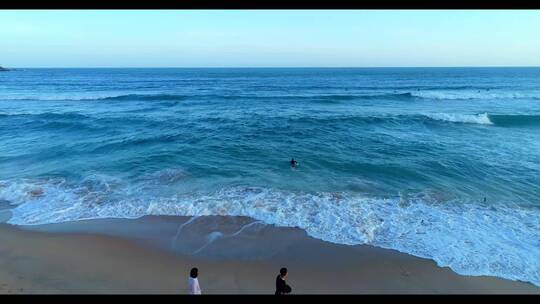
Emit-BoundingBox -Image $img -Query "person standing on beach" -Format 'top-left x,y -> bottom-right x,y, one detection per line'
275,267 -> 292,295
188,267 -> 202,295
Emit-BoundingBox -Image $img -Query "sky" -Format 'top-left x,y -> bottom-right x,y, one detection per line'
1,10 -> 540,68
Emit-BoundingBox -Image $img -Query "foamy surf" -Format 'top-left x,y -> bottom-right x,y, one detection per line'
410,90 -> 540,100
1,177 -> 539,287
425,113 -> 493,125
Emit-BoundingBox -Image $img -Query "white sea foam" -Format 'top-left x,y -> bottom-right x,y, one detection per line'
411,90 -> 540,100
425,113 -> 493,125
1,178 -> 539,286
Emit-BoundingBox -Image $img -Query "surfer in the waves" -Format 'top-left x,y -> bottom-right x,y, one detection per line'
290,158 -> 298,168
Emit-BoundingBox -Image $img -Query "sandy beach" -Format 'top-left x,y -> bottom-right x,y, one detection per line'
0,214 -> 538,294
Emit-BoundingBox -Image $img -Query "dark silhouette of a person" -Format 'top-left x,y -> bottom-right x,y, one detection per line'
290,158 -> 298,168
275,267 -> 292,295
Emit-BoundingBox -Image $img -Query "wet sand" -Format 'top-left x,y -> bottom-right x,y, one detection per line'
0,215 -> 539,294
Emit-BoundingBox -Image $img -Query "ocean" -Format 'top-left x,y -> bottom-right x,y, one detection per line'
0,68 -> 539,286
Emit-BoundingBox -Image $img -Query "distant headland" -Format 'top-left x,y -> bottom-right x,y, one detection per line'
0,66 -> 11,71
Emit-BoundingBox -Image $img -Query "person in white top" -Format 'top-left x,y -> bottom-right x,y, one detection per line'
188,267 -> 202,294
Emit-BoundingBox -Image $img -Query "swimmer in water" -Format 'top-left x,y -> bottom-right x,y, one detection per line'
290,158 -> 298,168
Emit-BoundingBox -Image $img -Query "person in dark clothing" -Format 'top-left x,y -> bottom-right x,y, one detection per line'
290,158 -> 298,168
275,267 -> 292,295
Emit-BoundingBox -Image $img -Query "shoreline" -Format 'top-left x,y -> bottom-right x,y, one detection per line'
1,215 -> 539,294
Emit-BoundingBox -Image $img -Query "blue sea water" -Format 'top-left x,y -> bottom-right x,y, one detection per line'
0,68 -> 539,286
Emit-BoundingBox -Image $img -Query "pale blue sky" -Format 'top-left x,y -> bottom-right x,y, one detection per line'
1,10 -> 540,67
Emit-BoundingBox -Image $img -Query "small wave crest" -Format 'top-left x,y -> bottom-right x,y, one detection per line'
410,90 -> 540,100
0,93 -> 189,102
290,112 -> 494,127
277,112 -> 540,128
424,113 -> 540,127
0,112 -> 90,120
291,91 -> 540,101
424,113 -> 493,125
90,94 -> 188,101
